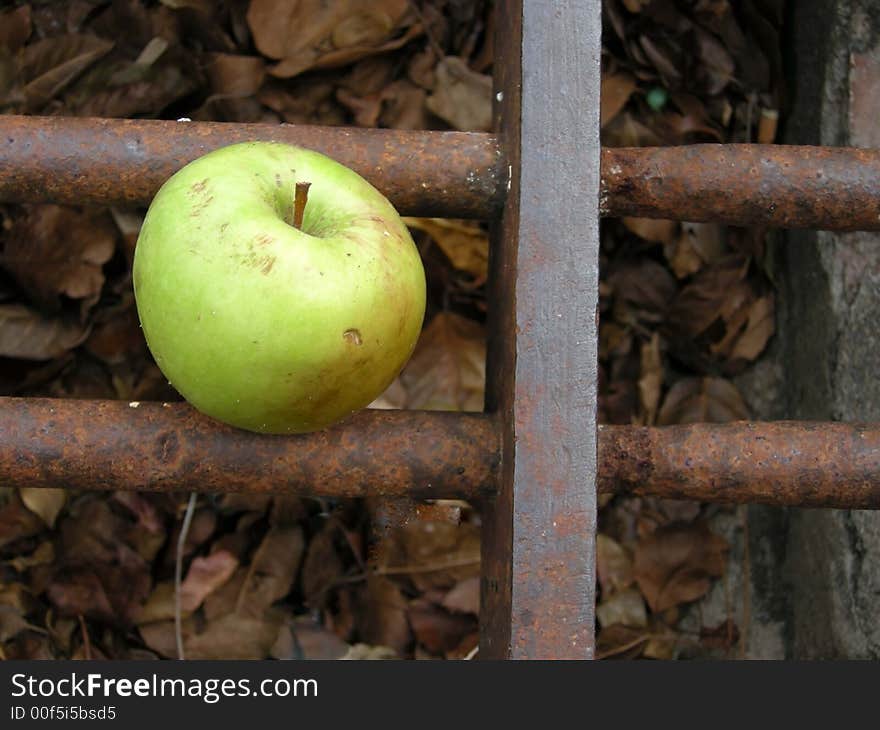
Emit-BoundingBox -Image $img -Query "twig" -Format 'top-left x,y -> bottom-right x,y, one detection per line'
175,492 -> 197,661
335,556 -> 480,586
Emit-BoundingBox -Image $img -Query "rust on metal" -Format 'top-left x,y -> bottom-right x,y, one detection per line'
480,0 -> 601,660
3,398 -> 880,509
0,398 -> 499,500
4,117 -> 880,230
602,144 -> 880,231
0,115 -> 502,219
599,421 -> 880,509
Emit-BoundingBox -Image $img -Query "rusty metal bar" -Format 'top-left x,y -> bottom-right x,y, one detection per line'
3,117 -> 880,230
2,397 -> 880,508
0,115 -> 502,219
601,144 -> 880,231
0,398 -> 499,500
480,0 -> 601,660
599,421 -> 880,509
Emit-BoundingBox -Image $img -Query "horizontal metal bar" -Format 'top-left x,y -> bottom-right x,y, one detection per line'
599,421 -> 880,509
0,115 -> 502,219
0,398 -> 500,499
2,118 -> 879,230
601,144 -> 880,231
2,398 -> 879,508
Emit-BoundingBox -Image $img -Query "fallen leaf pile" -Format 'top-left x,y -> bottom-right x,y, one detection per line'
0,0 -> 781,659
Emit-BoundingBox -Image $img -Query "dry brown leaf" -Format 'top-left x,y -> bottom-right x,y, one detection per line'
187,552 -> 238,602
140,610 -> 285,660
48,497 -> 152,624
638,333 -> 662,425
377,79 -> 428,129
425,56 -> 492,131
408,598 -> 476,656
596,587 -> 648,629
441,576 -> 480,615
159,0 -> 215,12
2,205 -> 117,314
595,623 -> 651,660
0,494 -> 46,549
21,34 -> 114,111
301,522 -> 346,609
271,618 -> 350,659
608,259 -> 677,324
398,312 -> 485,412
85,305 -> 146,366
664,221 -> 727,278
658,376 -> 749,425
699,619 -> 741,653
19,487 -> 66,528
729,295 -> 775,362
46,570 -> 117,624
385,520 -> 480,592
137,550 -> 238,624
642,621 -> 679,659
602,110 -> 664,147
622,217 -> 678,245
236,525 -> 305,617
257,78 -> 346,125
341,643 -> 399,660
601,71 -> 637,127
202,567 -> 247,621
71,63 -> 200,119
247,0 -> 417,79
597,533 -> 635,595
694,27 -> 735,95
6,540 -> 54,572
204,53 -> 265,97
665,258 -> 750,339
0,605 -> 32,643
405,218 -> 488,280
0,5 -> 32,52
0,304 -> 91,360
354,575 -> 410,656
634,521 -> 728,613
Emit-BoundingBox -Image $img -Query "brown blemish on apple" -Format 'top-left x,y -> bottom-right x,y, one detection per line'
343,329 -> 363,346
220,222 -> 229,233
190,194 -> 214,217
280,380 -> 344,425
397,294 -> 411,336
189,179 -> 208,194
240,251 -> 276,274
254,233 -> 274,247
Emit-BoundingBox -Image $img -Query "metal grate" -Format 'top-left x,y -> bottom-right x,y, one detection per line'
1,0 -> 879,659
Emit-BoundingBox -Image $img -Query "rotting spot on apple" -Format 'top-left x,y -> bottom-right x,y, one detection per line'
132,141 -> 426,435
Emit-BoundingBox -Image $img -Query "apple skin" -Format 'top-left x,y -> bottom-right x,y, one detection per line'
132,142 -> 426,434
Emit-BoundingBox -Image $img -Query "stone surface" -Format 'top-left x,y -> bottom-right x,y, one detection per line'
687,0 -> 880,658
778,0 -> 880,659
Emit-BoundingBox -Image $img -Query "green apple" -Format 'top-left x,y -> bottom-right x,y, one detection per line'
132,142 -> 426,434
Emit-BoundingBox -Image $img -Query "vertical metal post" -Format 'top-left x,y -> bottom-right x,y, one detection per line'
481,1 -> 602,658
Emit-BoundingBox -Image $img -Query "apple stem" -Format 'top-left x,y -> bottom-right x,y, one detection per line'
293,181 -> 311,231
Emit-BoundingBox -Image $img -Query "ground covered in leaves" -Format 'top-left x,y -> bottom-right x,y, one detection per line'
0,0 -> 783,659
